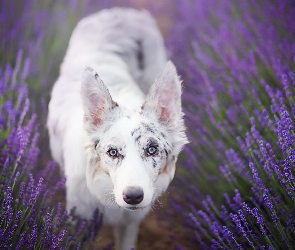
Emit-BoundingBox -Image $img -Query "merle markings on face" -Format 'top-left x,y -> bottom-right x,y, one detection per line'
88,115 -> 171,209
82,61 -> 188,210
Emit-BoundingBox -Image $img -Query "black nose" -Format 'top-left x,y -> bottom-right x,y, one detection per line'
123,187 -> 144,205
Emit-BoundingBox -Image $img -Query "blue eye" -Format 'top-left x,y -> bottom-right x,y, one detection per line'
147,146 -> 158,155
107,148 -> 118,157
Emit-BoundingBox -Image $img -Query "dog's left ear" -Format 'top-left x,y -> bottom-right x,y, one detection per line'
142,61 -> 183,128
81,67 -> 118,133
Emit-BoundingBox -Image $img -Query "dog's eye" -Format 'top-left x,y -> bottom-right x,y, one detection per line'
107,148 -> 118,157
146,146 -> 158,156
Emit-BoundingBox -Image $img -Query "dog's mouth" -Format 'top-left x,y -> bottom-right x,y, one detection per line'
124,206 -> 145,211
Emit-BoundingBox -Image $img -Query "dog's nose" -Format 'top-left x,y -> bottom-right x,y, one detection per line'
123,187 -> 144,205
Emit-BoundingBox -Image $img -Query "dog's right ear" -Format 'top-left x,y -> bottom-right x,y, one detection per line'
81,67 -> 117,132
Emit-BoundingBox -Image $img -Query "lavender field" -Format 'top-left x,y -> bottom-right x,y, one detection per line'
1,0 -> 295,249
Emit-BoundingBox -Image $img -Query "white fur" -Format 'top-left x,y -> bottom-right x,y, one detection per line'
47,8 -> 188,250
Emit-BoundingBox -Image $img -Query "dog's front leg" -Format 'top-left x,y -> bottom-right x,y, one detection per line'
114,221 -> 140,250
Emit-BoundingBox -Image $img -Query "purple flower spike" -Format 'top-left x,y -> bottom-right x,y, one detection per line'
0,54 -> 102,248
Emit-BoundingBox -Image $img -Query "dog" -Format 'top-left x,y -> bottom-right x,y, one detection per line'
47,8 -> 188,250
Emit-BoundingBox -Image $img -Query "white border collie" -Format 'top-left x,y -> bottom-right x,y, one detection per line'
47,8 -> 187,250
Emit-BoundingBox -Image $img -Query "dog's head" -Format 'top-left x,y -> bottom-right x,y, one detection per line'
81,62 -> 188,210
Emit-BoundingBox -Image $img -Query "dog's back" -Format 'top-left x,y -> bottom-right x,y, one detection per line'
48,8 -> 167,168
65,8 -> 167,95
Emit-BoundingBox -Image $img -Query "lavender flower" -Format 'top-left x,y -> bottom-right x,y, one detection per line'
0,49 -> 102,248
165,0 -> 295,248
